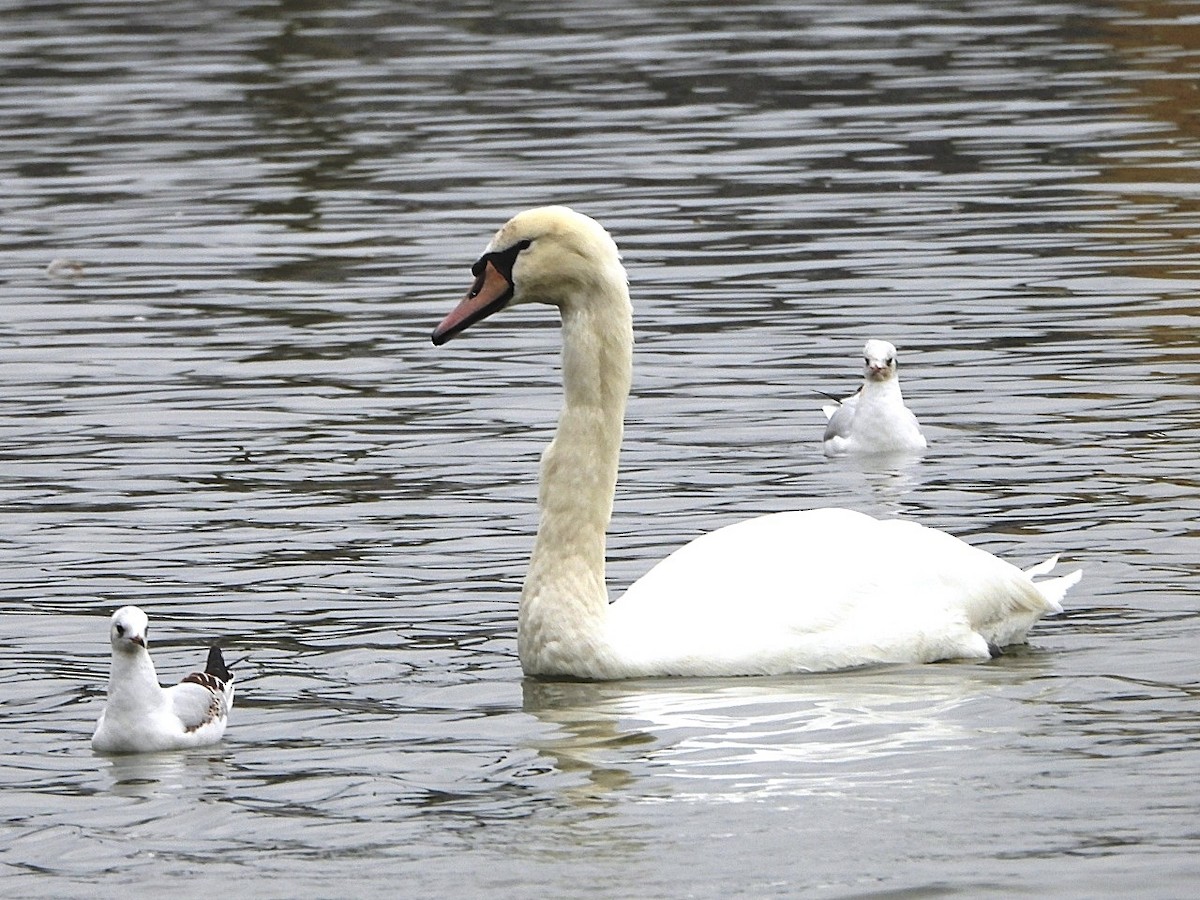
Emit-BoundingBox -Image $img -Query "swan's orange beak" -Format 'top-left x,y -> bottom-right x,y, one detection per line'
431,260 -> 514,346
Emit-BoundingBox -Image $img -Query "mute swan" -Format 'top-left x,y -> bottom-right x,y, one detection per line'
431,206 -> 1081,680
92,606 -> 234,753
822,339 -> 927,456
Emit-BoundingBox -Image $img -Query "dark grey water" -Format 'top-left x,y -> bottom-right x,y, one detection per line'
2,0 -> 1199,896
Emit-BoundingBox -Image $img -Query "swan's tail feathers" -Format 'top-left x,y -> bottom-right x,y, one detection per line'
1023,554 -> 1059,578
1028,558 -> 1082,614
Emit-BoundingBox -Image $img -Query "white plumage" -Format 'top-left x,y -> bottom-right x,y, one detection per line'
432,206 -> 1081,680
822,339 -> 927,456
92,606 -> 234,754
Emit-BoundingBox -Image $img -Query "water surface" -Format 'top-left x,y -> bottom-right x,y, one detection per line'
3,1 -> 1200,896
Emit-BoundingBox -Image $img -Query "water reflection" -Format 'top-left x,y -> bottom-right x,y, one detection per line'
99,749 -> 233,799
818,451 -> 927,517
522,660 -> 1047,804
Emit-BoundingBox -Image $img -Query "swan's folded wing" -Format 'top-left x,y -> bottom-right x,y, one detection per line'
612,508 -> 1064,673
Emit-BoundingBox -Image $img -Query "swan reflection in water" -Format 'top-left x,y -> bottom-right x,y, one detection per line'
521,655 -> 1051,805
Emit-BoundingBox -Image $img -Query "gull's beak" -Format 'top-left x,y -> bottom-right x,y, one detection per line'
432,260 -> 515,346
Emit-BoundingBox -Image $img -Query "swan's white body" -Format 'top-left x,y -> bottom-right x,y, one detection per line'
822,339 -> 926,456
92,606 -> 234,753
433,206 -> 1081,680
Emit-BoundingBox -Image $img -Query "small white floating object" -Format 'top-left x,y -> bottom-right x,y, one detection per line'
46,258 -> 84,279
822,339 -> 927,457
92,606 -> 235,754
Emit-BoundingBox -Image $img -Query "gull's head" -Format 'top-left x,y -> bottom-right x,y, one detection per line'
431,206 -> 624,345
109,606 -> 149,653
862,339 -> 899,382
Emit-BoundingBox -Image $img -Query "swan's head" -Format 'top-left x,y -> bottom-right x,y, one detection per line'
431,206 -> 624,345
109,605 -> 149,653
862,339 -> 899,382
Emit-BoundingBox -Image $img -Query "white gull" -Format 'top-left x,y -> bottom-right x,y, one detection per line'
92,606 -> 234,754
822,339 -> 927,457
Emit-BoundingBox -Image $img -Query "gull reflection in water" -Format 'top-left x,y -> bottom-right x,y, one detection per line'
818,450 -> 928,520
98,749 -> 231,799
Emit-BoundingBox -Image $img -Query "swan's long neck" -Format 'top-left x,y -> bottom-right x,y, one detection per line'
518,271 -> 632,678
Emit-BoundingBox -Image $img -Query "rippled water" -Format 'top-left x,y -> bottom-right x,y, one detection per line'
3,0 -> 1200,896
